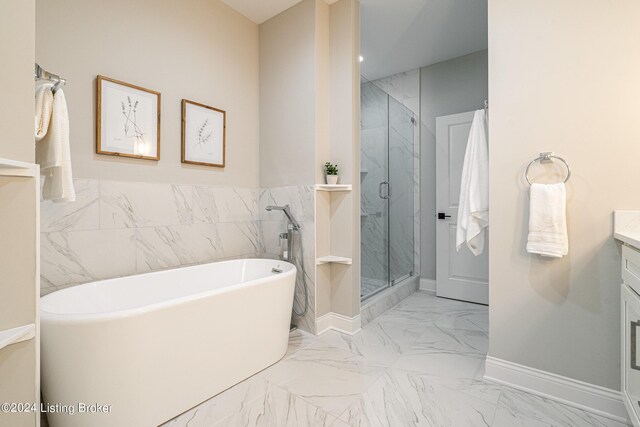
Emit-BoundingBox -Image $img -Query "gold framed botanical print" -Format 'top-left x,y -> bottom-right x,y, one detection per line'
96,75 -> 161,160
181,99 -> 226,168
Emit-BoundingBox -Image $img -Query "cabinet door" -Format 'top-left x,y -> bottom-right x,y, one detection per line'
622,284 -> 640,426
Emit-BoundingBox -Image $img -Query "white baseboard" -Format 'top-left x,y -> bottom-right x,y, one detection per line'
484,356 -> 629,424
419,278 -> 436,294
316,312 -> 361,335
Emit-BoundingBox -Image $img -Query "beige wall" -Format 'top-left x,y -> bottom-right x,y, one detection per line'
36,0 -> 259,187
328,0 -> 360,317
488,0 -> 640,389
0,0 -> 35,163
0,2 -> 38,425
259,0 -> 317,188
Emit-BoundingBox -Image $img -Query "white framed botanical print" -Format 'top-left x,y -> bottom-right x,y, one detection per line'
96,76 -> 161,160
181,99 -> 226,168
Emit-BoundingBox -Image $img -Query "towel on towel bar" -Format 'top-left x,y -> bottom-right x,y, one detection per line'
35,84 -> 75,202
526,183 -> 568,258
456,109 -> 489,256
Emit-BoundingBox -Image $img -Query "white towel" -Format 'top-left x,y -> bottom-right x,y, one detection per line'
35,84 -> 53,142
526,183 -> 568,258
35,85 -> 75,202
456,109 -> 489,256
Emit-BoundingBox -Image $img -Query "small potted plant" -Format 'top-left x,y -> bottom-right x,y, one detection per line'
324,162 -> 339,185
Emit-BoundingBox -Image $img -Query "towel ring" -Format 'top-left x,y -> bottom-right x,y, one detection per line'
525,152 -> 571,185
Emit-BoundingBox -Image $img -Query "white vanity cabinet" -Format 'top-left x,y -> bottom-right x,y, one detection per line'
621,244 -> 640,426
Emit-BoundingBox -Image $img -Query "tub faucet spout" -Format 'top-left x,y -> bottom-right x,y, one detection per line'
265,204 -> 301,230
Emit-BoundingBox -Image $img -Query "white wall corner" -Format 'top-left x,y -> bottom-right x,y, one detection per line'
419,278 -> 436,294
316,312 -> 361,335
484,356 -> 629,424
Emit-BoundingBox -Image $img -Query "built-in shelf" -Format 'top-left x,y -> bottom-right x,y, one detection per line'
316,256 -> 353,265
315,184 -> 352,192
0,324 -> 35,351
0,157 -> 38,177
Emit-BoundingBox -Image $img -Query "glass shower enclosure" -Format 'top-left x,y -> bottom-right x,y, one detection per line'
360,78 -> 415,301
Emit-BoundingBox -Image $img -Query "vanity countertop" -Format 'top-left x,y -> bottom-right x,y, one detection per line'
613,211 -> 640,250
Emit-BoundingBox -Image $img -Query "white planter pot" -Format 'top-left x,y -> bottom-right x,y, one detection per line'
326,175 -> 339,185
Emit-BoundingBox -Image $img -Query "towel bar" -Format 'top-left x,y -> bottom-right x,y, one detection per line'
525,152 -> 571,185
35,63 -> 66,93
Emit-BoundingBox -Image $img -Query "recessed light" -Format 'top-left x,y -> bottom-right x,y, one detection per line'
359,55 -> 364,62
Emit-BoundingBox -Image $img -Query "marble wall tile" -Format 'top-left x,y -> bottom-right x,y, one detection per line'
360,82 -> 388,131
373,70 -> 420,117
41,179 -> 99,232
403,70 -> 420,100
41,180 -> 264,291
135,222 -> 262,274
135,224 -> 221,273
259,220 -> 287,258
361,214 -> 387,283
41,229 -> 136,290
218,221 -> 264,258
388,123 -> 415,281
292,255 -> 316,335
193,186 -> 258,224
100,180 -> 193,229
259,186 -> 314,223
41,180 -> 318,336
258,185 -> 315,334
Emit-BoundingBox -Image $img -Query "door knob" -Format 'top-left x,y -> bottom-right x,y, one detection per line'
437,212 -> 451,220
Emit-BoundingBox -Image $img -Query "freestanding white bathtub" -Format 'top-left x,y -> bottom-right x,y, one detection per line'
40,258 -> 296,427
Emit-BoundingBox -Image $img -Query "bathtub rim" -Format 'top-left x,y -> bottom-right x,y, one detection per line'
40,258 -> 296,324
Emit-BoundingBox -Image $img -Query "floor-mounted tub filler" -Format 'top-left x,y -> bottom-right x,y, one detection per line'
40,258 -> 296,427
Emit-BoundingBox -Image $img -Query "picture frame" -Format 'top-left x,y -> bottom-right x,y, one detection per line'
181,99 -> 226,168
96,75 -> 161,161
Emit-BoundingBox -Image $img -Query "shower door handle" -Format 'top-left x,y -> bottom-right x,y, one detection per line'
378,181 -> 390,199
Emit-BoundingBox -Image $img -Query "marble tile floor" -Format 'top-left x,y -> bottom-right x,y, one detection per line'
165,292 -> 628,427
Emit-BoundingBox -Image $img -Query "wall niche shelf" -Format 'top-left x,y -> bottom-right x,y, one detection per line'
0,157 -> 37,177
315,184 -> 352,192
316,256 -> 352,265
0,324 -> 35,351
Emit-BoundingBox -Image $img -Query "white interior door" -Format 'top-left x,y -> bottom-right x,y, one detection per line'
435,111 -> 488,304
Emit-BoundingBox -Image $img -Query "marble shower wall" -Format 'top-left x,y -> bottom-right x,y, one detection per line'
40,179 -> 263,296
258,186 -> 316,334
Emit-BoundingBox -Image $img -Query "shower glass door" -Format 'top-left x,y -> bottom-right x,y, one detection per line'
360,80 -> 389,299
388,96 -> 415,285
360,78 -> 414,301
